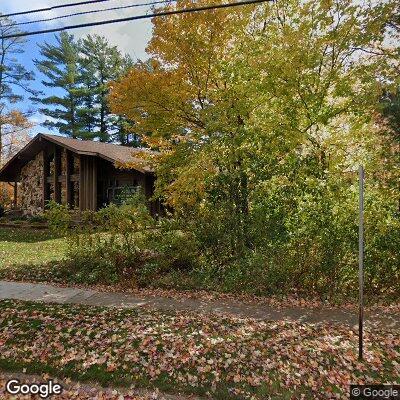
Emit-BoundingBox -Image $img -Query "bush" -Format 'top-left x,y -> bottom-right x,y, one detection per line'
41,176 -> 400,302
56,192 -> 155,285
0,204 -> 5,218
160,175 -> 400,302
29,215 -> 47,223
45,201 -> 71,235
45,191 -> 201,287
137,217 -> 199,286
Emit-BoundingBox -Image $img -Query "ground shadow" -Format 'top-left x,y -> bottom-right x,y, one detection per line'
0,227 -> 62,243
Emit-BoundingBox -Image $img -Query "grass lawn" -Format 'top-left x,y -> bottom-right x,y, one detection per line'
0,227 -> 67,269
0,300 -> 398,400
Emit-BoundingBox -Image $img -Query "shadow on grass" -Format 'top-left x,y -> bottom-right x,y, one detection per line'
0,227 -> 63,243
0,261 -> 72,284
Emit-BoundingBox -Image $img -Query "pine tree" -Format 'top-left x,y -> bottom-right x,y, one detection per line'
79,35 -> 133,142
33,32 -> 85,139
34,33 -> 135,142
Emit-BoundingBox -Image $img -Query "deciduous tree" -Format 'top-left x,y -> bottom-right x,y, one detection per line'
110,0 -> 399,264
0,14 -> 35,165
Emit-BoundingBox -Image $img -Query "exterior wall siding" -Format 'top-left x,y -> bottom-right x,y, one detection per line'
19,151 -> 44,215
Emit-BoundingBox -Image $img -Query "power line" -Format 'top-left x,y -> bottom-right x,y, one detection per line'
3,0 -> 174,28
0,0 -> 269,39
1,0 -> 111,18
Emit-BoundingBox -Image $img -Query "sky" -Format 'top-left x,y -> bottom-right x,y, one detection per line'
1,0 -> 155,135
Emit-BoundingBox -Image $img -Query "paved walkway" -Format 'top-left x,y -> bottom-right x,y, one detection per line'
0,281 -> 398,329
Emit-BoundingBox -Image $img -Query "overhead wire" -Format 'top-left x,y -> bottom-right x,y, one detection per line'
0,0 -> 270,39
1,0 -> 112,18
2,1 -> 175,28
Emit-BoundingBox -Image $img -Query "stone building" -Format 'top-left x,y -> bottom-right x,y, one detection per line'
0,133 -> 160,216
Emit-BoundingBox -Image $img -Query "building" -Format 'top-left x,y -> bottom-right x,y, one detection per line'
0,133 -> 159,215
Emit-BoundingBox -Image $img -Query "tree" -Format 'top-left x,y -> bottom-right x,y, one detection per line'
79,35 -> 134,142
0,110 -> 32,161
0,110 -> 32,205
109,0 -> 399,264
0,14 -> 35,165
379,86 -> 400,212
34,33 -> 134,142
109,0 -> 273,253
33,32 -> 84,139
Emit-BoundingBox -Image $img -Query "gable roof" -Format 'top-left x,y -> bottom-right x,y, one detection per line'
41,134 -> 154,168
0,133 -> 154,182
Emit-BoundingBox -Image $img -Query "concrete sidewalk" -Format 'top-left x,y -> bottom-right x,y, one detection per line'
0,280 -> 398,329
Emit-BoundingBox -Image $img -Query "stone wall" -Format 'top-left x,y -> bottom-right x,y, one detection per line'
18,150 -> 85,215
20,151 -> 44,215
61,150 -> 67,205
49,157 -> 55,201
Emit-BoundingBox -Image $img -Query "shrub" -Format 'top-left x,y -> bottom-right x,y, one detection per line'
61,192 -> 155,285
41,176 -> 400,302
163,175 -> 400,301
29,215 -> 47,223
45,201 -> 71,235
0,204 -> 5,218
137,217 -> 199,286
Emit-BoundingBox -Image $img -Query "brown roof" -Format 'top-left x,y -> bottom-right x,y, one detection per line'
0,133 -> 154,181
42,134 -> 154,168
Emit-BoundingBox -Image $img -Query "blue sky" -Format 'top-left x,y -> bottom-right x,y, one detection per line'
1,0 -> 154,135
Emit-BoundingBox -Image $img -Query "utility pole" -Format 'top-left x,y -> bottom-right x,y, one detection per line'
358,165 -> 364,360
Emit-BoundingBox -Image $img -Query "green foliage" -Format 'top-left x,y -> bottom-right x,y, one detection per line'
79,35 -> 134,142
363,188 -> 400,297
60,193 -> 154,284
33,32 -> 84,138
24,0 -> 400,301
137,217 -> 199,286
28,215 -> 47,223
0,17 -> 35,107
45,200 -> 72,235
107,0 -> 400,301
43,192 -> 200,287
33,32 -> 134,142
0,15 -> 36,166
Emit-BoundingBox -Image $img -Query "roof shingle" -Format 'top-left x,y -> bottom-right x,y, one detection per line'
42,134 -> 153,172
0,133 -> 154,182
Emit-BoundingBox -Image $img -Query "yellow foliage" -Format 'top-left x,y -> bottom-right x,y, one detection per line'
109,0 -> 255,142
0,110 -> 33,164
108,0 -> 400,211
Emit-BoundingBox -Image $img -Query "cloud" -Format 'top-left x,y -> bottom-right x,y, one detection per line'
1,0 -> 154,59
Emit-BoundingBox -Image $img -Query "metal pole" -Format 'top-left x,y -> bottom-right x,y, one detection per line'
358,165 -> 364,360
